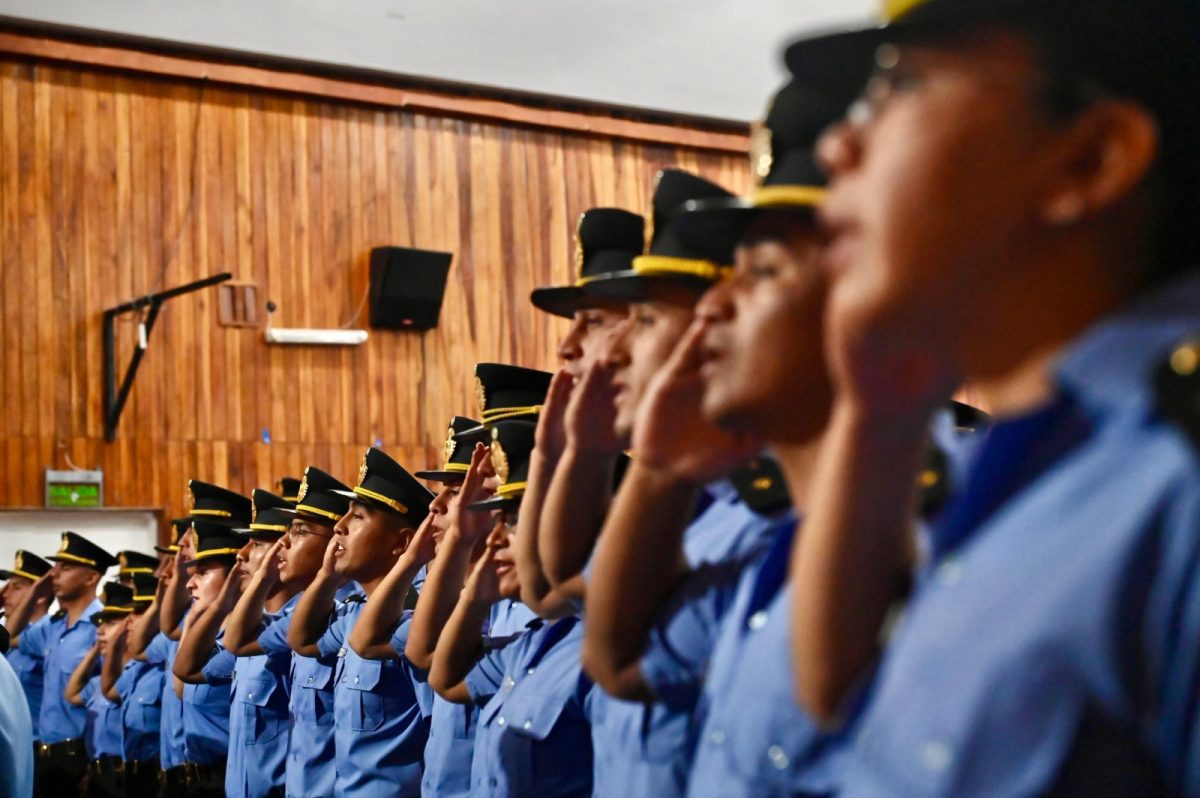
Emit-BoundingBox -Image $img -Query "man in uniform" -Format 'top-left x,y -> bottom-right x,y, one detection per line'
288,449 -> 434,797
783,0 -> 1200,793
114,552 -> 158,589
11,532 -> 117,796
110,573 -> 163,797
1,550 -> 53,739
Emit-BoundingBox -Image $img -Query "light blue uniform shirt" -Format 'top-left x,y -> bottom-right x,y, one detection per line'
145,630 -> 186,768
82,672 -> 124,758
590,484 -> 782,798
465,615 -> 595,797
416,599 -> 537,798
226,594 -> 297,798
183,633 -> 235,764
0,654 -> 33,798
115,657 -> 163,761
19,598 -> 102,743
839,274 -> 1200,797
259,586 -> 360,798
6,642 -> 44,740
316,598 -> 431,797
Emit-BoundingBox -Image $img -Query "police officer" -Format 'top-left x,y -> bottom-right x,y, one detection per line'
13,532 -> 117,796
114,552 -> 158,588
112,573 -> 163,797
429,420 -> 596,797
66,582 -> 133,798
288,449 -> 434,797
782,0 -> 1200,793
221,489 -> 298,798
172,521 -> 244,797
231,467 -> 352,798
1,550 -> 53,739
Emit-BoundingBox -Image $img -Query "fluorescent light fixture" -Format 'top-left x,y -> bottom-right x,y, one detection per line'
264,328 -> 368,346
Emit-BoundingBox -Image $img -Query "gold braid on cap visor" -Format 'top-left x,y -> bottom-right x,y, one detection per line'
353,486 -> 408,515
631,256 -> 731,282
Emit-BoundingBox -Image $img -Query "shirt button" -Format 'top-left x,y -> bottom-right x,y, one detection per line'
307,677 -> 314,684
247,693 -> 254,700
353,676 -> 360,684
341,676 -> 346,683
709,730 -> 726,746
497,716 -> 506,726
767,745 -> 789,770
935,559 -> 963,586
523,720 -> 532,730
920,740 -> 954,773
747,611 -> 768,631
526,667 -> 536,675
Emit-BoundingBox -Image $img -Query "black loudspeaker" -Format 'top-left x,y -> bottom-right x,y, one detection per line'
368,246 -> 453,330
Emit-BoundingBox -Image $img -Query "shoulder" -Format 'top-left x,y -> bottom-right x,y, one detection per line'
1154,336 -> 1200,454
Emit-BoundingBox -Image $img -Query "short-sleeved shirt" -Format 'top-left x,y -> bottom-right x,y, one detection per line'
6,640 -> 44,741
316,598 -> 431,797
259,596 -> 346,798
590,489 -> 783,798
839,274 -> 1200,797
416,599 -> 537,798
226,594 -> 297,798
181,631 -> 235,765
116,657 -> 164,762
83,672 -> 124,759
19,598 -> 102,743
145,630 -> 187,768
465,615 -> 595,797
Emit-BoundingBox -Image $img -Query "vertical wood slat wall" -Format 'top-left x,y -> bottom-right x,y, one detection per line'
0,48 -> 752,519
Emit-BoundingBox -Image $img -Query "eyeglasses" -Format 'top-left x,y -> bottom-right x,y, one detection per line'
846,44 -> 1107,129
288,525 -> 332,542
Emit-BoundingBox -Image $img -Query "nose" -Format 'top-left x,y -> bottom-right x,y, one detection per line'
556,318 -> 585,365
333,512 -> 350,536
429,486 -> 453,516
696,276 -> 734,324
601,319 -> 634,370
816,116 -> 863,182
484,513 -> 508,548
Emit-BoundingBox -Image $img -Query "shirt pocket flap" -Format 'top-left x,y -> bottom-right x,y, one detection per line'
295,657 -> 335,691
342,656 -> 383,692
131,675 -> 163,707
504,690 -> 568,742
241,675 -> 280,707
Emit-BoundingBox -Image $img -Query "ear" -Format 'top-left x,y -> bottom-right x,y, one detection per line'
392,525 -> 417,556
1039,99 -> 1160,227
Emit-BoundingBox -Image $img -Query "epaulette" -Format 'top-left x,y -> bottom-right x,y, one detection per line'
730,456 -> 792,516
342,593 -> 366,604
52,609 -> 67,622
1155,337 -> 1200,449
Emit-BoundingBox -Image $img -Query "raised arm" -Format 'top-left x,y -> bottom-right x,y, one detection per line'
428,545 -> 501,704
160,549 -> 191,640
583,321 -> 760,698
288,535 -> 345,657
404,445 -> 496,670
66,641 -> 100,707
100,621 -> 129,701
348,517 -> 435,660
224,539 -> 284,656
175,564 -> 244,684
533,364 -> 619,606
127,573 -> 166,659
4,571 -> 54,644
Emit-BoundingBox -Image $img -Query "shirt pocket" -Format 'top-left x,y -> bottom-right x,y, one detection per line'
292,658 -> 336,727
341,657 -> 386,732
241,675 -> 286,744
501,689 -> 569,742
131,673 -> 164,729
637,702 -> 692,763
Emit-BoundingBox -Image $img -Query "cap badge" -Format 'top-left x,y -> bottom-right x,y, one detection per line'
444,427 -> 457,468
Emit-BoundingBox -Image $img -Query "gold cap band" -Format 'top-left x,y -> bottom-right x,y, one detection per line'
53,551 -> 98,567
481,406 -> 542,423
191,509 -> 233,518
749,185 -> 826,209
353,486 -> 408,515
631,255 -> 730,282
296,504 -> 342,522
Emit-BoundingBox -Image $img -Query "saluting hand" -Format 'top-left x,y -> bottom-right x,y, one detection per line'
564,359 -> 623,455
463,542 -> 502,607
31,570 -> 55,603
634,318 -> 762,483
257,539 -> 285,587
318,533 -> 349,587
534,369 -> 575,460
453,445 -> 498,545
400,514 -> 439,570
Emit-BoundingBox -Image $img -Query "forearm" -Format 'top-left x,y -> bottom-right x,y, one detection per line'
428,593 -> 491,700
405,532 -> 476,669
789,401 -> 924,723
174,604 -> 224,684
128,600 -> 161,657
224,574 -> 274,655
4,593 -> 40,637
66,650 -> 98,705
288,573 -> 340,657
581,462 -> 696,689
538,447 -> 615,590
100,645 -> 126,701
514,449 -> 560,609
348,556 -> 423,660
160,575 -> 190,639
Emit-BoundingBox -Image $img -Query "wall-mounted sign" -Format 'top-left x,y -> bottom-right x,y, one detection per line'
45,469 -> 104,509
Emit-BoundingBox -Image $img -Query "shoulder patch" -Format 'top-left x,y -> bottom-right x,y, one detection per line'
1155,338 -> 1200,449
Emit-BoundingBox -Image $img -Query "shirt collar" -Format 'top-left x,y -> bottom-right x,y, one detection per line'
68,597 -> 105,631
704,479 -> 740,504
1055,270 -> 1200,419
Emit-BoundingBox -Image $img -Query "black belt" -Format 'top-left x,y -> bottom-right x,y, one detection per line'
158,765 -> 187,787
34,738 -> 85,759
125,757 -> 159,776
183,760 -> 226,784
89,755 -> 124,776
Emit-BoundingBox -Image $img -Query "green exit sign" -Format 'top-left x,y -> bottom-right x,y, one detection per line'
45,470 -> 104,508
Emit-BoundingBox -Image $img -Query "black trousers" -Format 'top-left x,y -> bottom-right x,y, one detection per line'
86,755 -> 124,798
33,739 -> 87,798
